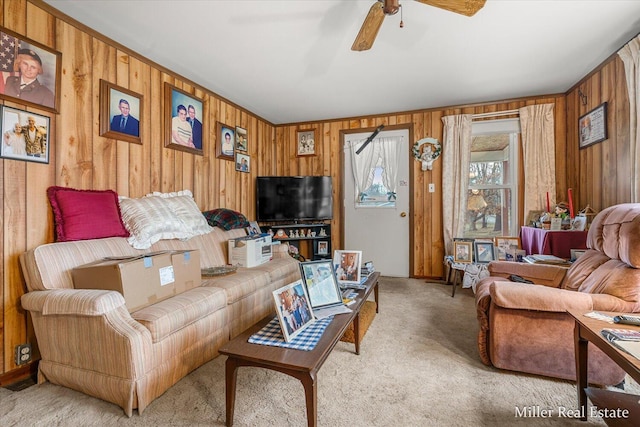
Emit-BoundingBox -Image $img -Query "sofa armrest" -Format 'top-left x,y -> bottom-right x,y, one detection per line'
271,242 -> 291,259
487,261 -> 567,288
22,289 -> 126,316
490,281 -> 593,313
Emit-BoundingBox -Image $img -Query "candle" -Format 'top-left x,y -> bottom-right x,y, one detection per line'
546,192 -> 550,213
568,188 -> 574,218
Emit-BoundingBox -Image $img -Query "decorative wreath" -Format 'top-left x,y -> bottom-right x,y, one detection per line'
412,137 -> 442,170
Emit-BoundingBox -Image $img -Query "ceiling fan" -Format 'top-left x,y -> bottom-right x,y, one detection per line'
352,0 -> 486,51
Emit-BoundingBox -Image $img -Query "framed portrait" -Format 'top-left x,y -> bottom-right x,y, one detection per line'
272,280 -> 315,342
217,122 -> 235,160
332,250 -> 362,284
299,260 -> 343,310
494,236 -> 521,261
0,105 -> 50,164
297,129 -> 316,157
526,210 -> 544,226
235,152 -> 250,173
0,27 -> 61,113
474,241 -> 495,263
579,102 -> 608,149
317,241 -> 329,255
571,215 -> 587,231
235,126 -> 247,152
99,80 -> 142,144
453,241 -> 472,264
246,221 -> 261,236
164,83 -> 203,155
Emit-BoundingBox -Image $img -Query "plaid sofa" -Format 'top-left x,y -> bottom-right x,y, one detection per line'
20,227 -> 300,416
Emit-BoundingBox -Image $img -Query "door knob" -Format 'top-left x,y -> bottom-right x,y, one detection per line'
400,212 -> 407,217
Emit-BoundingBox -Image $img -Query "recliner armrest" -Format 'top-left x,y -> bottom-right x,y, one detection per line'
488,261 -> 567,287
21,289 -> 126,316
490,281 -> 593,313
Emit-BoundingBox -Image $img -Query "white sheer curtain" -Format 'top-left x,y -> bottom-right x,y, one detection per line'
350,136 -> 402,201
441,114 -> 472,255
519,104 -> 555,221
618,34 -> 640,202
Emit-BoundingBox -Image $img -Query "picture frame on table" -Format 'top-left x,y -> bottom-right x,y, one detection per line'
299,260 -> 343,310
99,79 -> 142,144
235,152 -> 250,173
272,280 -> 315,342
453,241 -> 472,264
246,221 -> 261,236
217,121 -> 235,160
332,250 -> 362,284
317,241 -> 329,255
526,210 -> 544,227
235,126 -> 247,152
579,102 -> 608,149
494,236 -> 521,261
164,83 -> 203,155
0,27 -> 61,113
0,105 -> 51,164
474,241 -> 495,263
297,128 -> 316,156
571,215 -> 587,231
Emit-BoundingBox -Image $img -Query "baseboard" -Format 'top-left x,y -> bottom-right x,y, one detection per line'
0,360 -> 38,388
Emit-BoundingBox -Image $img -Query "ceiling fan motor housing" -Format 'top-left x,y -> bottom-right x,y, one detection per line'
383,0 -> 401,15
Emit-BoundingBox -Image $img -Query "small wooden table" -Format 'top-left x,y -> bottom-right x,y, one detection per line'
569,309 -> 640,425
219,272 -> 380,427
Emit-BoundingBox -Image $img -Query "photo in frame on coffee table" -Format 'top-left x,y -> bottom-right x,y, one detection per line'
299,260 -> 343,311
272,280 -> 315,342
332,250 -> 362,284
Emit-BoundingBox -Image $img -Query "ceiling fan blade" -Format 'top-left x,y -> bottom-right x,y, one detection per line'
351,2 -> 385,51
415,0 -> 486,17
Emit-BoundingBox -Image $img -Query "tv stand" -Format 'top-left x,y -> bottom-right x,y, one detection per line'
260,222 -> 331,261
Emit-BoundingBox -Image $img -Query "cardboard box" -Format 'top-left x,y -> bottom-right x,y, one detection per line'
170,249 -> 201,293
72,251 -> 178,312
228,234 -> 272,267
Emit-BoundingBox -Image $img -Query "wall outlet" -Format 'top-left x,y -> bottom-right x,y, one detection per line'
14,343 -> 32,365
428,183 -> 435,193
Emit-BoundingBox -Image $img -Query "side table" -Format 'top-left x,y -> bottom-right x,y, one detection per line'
444,256 -> 489,297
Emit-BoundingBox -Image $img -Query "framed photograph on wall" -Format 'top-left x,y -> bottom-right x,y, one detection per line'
235,152 -> 250,173
297,128 -> 316,156
217,122 -> 235,160
0,105 -> 50,164
99,80 -> 142,144
453,241 -> 472,264
164,83 -> 203,155
579,102 -> 608,149
235,126 -> 247,152
272,280 -> 315,342
0,27 -> 61,113
332,250 -> 362,284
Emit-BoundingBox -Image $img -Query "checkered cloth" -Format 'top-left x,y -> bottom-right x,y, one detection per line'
248,315 -> 334,351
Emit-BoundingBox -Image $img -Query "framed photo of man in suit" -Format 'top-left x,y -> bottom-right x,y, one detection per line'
99,80 -> 142,144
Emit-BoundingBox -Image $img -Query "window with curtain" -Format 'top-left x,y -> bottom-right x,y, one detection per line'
351,136 -> 402,208
463,119 -> 520,238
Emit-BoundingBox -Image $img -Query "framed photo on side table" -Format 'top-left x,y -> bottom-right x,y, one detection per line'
99,79 -> 142,144
0,105 -> 51,164
474,241 -> 495,263
0,27 -> 61,113
494,236 -> 521,261
164,83 -> 204,155
453,241 -> 472,264
272,280 -> 315,342
332,250 -> 362,284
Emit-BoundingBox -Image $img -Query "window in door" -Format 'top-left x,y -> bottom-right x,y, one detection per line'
463,119 -> 520,238
356,164 -> 396,208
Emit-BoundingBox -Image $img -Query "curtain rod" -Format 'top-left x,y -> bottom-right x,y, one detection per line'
472,109 -> 519,119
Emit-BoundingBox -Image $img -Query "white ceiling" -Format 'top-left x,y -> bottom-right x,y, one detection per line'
44,0 -> 640,125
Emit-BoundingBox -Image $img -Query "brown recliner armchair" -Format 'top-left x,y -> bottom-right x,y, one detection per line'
476,203 -> 640,386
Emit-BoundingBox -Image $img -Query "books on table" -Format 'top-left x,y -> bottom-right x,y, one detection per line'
600,328 -> 640,360
523,254 -> 571,265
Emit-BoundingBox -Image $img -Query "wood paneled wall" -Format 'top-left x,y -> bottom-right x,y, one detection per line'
0,0 -> 633,380
0,0 -> 276,376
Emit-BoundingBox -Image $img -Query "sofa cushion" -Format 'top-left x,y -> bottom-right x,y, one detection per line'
202,268 -> 270,305
47,186 -> 129,242
202,208 -> 249,230
131,286 -> 227,343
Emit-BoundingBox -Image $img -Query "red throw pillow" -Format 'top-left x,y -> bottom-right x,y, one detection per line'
47,186 -> 130,242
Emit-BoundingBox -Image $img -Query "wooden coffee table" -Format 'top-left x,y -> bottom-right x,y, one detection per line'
219,271 -> 380,427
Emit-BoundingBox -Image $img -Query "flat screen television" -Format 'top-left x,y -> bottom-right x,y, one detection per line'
256,176 -> 333,222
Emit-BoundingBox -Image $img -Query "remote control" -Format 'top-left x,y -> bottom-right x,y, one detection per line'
509,274 -> 534,284
613,315 -> 640,326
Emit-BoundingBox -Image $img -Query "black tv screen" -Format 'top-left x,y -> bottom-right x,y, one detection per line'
257,176 -> 333,222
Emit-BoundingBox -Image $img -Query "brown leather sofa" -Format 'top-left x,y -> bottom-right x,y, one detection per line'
476,203 -> 640,386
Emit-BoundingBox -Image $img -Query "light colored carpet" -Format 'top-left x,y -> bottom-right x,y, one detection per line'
1,277 -> 637,426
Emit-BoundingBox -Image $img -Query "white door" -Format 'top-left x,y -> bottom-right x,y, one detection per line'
343,129 -> 410,277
